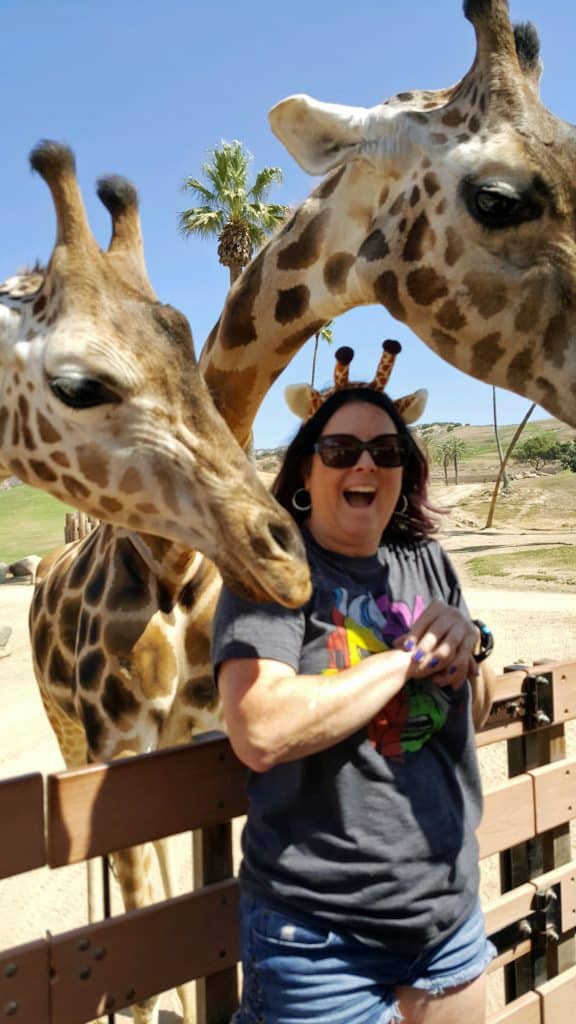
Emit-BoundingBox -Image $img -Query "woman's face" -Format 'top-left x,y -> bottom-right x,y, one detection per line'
303,401 -> 404,557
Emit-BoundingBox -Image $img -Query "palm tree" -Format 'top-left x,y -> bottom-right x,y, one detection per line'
178,140 -> 289,285
310,321 -> 334,388
441,436 -> 467,484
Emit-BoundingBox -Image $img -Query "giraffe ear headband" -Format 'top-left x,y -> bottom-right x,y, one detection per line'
285,339 -> 428,425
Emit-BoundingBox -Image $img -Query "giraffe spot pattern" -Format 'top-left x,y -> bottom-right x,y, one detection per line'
389,192 -> 406,217
49,645 -> 71,686
441,108 -> 465,127
423,173 -> 441,198
315,165 -> 346,200
183,675 -> 218,710
30,459 -> 58,482
507,348 -> 534,392
36,411 -> 62,444
471,333 -> 504,377
86,565 -> 107,606
402,212 -> 435,262
436,299 -> 467,332
275,285 -> 310,324
119,466 -> 144,494
409,185 -> 421,207
431,329 -> 458,361
60,598 -> 80,653
76,445 -> 110,487
107,540 -> 152,612
464,273 -> 508,318
78,648 -> 106,690
374,271 -> 407,322
62,475 -> 91,501
515,292 -> 542,333
218,253 -> 264,349
277,210 -> 330,271
543,315 -> 569,367
357,230 -> 390,263
323,253 -> 355,293
0,408 -> 7,446
406,267 -> 449,306
100,495 -> 123,515
102,674 -> 141,724
444,227 -> 464,267
80,699 -> 104,755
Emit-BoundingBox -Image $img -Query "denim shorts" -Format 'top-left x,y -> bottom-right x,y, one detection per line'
233,892 -> 495,1024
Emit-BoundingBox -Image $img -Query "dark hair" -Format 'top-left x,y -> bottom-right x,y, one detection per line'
272,387 -> 440,542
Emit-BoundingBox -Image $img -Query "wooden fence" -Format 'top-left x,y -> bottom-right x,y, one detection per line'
1,659 -> 575,1023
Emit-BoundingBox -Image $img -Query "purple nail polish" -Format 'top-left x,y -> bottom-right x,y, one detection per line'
448,666 -> 458,675
429,657 -> 439,669
413,649 -> 425,663
403,639 -> 415,652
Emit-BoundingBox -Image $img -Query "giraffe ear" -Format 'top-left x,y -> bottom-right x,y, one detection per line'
394,388 -> 428,425
285,383 -> 314,420
270,94 -> 419,176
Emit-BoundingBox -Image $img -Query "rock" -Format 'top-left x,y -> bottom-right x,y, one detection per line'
0,563 -> 8,583
8,555 -> 41,583
0,625 -> 12,658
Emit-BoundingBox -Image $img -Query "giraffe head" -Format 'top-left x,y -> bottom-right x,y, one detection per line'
267,1 -> 576,427
0,142 -> 311,607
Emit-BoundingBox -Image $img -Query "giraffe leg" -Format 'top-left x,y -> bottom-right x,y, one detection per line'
153,837 -> 195,1023
111,842 -> 161,1024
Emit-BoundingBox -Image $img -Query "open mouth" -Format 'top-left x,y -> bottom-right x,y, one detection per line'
343,487 -> 377,508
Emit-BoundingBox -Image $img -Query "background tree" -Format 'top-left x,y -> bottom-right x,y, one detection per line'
179,140 -> 288,285
558,439 -> 576,472
310,321 -> 334,388
512,431 -> 562,470
440,436 -> 467,484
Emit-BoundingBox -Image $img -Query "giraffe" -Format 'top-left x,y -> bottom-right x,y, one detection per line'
0,143 -> 309,610
0,144 -> 311,1024
12,2 -> 576,1021
201,3 -> 576,437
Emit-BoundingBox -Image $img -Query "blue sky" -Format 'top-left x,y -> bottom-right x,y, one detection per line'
2,0 -> 575,448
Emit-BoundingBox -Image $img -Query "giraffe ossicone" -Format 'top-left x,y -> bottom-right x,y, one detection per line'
0,141 -> 310,610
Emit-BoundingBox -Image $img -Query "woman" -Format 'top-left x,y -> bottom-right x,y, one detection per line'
212,345 -> 496,1024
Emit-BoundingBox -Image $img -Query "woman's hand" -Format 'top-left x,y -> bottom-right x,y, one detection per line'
393,600 -> 480,688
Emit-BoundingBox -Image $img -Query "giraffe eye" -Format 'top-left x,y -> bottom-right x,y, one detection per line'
49,376 -> 121,408
462,179 -> 543,230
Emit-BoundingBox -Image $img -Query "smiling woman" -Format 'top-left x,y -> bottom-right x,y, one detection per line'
212,346 -> 498,1024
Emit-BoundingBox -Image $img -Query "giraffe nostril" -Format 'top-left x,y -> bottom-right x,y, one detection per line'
268,521 -> 295,555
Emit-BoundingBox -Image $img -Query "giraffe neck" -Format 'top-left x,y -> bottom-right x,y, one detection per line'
199,163 -> 383,445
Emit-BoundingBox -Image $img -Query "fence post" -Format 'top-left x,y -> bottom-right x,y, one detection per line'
500,663 -> 574,999
193,824 -> 238,1024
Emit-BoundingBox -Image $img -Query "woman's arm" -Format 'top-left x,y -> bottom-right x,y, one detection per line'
470,660 -> 497,730
218,648 -> 414,772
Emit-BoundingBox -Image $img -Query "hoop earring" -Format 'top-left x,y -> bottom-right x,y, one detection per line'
394,493 -> 408,516
292,488 -> 312,512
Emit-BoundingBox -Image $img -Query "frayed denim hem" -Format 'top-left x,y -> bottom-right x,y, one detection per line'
408,938 -> 497,997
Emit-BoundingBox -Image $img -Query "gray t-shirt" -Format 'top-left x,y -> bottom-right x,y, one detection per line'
212,530 -> 483,953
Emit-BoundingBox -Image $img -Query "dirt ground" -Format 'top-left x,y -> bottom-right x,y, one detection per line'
0,520 -> 575,1020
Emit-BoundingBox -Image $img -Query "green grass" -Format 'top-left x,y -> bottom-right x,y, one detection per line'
467,545 -> 576,586
0,485 -> 74,563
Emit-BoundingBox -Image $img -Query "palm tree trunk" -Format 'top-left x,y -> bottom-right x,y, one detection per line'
492,386 -> 510,494
228,264 -> 243,286
484,403 -> 536,528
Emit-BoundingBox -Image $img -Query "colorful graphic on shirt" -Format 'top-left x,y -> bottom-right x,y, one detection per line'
321,587 -> 448,760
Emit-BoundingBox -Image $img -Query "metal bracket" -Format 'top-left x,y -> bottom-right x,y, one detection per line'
487,669 -> 553,731
533,886 -> 562,949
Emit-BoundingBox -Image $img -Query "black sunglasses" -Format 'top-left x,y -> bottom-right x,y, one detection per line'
313,433 -> 407,469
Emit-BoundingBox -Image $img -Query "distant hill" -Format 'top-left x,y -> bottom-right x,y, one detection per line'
255,418 -> 576,483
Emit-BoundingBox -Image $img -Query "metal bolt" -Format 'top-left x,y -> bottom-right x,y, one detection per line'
535,710 -> 551,725
125,989 -> 136,1002
93,947 -> 106,961
77,938 -> 90,952
518,918 -> 533,938
4,1002 -> 18,1016
3,964 -> 17,979
79,967 -> 92,981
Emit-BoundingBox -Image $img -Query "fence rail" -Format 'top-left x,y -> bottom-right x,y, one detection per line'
1,660 -> 575,1023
